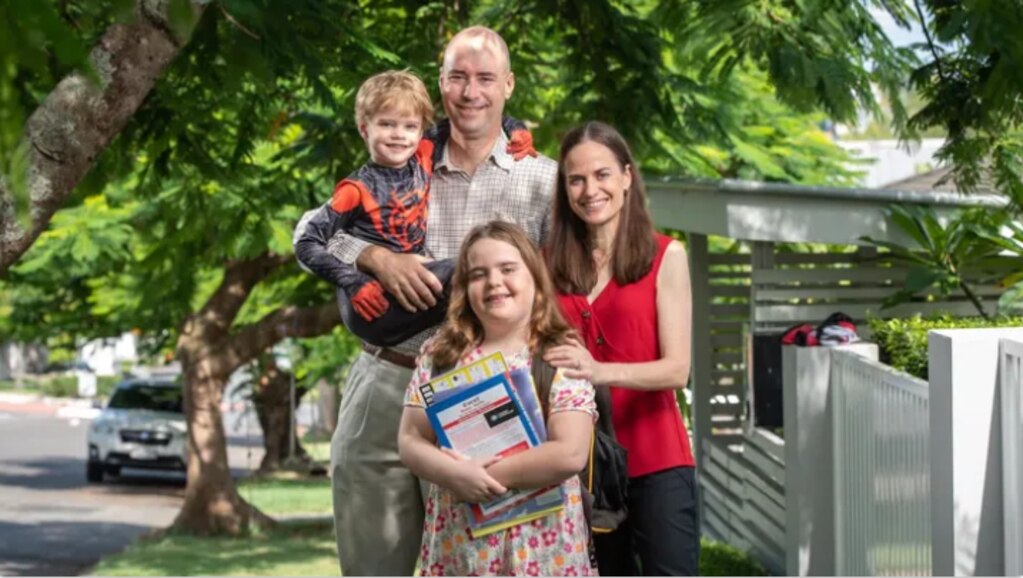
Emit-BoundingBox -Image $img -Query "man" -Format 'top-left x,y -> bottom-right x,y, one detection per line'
316,27 -> 556,575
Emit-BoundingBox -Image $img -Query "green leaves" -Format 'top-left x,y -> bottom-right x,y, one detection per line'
860,204 -> 1020,317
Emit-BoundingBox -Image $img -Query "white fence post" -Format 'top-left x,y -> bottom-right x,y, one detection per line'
929,328 -> 1023,576
1001,338 -> 1023,577
783,343 -> 877,576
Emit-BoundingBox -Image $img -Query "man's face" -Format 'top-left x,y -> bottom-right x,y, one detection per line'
439,41 -> 514,141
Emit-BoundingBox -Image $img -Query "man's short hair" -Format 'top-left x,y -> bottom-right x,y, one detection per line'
442,26 -> 512,73
355,70 -> 435,128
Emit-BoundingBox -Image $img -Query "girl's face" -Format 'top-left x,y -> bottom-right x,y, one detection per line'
465,237 -> 536,335
562,140 -> 632,232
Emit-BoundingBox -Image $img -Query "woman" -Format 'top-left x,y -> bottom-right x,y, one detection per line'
544,121 -> 699,576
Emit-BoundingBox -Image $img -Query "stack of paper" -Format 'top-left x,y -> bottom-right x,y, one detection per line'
421,353 -> 565,538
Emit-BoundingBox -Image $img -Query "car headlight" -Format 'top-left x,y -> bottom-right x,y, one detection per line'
91,422 -> 116,435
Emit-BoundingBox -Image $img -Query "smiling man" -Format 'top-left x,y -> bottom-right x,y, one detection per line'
323,26 -> 557,576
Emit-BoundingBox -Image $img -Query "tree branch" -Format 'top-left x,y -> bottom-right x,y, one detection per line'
0,0 -> 207,276
913,0 -> 948,83
221,302 -> 343,373
196,253 -> 291,338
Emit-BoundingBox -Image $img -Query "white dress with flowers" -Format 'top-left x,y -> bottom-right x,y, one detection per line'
404,345 -> 598,576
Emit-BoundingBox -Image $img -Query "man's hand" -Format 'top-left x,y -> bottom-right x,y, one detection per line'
441,449 -> 507,503
506,128 -> 538,161
357,246 -> 443,312
351,281 -> 389,322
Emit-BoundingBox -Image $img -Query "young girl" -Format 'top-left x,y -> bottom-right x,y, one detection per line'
398,221 -> 598,576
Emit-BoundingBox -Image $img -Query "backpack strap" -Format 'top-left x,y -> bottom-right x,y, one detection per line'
531,351 -> 557,419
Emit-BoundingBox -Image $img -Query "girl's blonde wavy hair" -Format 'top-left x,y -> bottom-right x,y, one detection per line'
430,221 -> 576,369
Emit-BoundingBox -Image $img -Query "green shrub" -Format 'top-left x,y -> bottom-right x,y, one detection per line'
868,315 -> 1023,380
40,376 -> 78,397
98,376 -> 121,397
700,538 -> 768,576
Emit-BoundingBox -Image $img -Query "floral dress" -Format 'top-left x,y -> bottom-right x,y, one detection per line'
404,345 -> 599,576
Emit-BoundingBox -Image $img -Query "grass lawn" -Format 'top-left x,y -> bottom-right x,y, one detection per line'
303,440 -> 330,463
237,474 -> 332,517
92,476 -> 765,576
89,520 -> 340,576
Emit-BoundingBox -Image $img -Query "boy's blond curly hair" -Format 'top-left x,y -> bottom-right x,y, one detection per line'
355,70 -> 434,128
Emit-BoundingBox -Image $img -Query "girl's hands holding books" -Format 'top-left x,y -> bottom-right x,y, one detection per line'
441,449 -> 508,503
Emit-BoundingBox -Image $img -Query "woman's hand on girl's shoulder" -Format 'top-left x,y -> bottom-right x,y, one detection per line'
544,337 -> 603,384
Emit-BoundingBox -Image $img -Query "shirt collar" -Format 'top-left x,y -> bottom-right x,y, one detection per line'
437,130 -> 513,173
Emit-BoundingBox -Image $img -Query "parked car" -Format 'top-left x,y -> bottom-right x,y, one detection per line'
86,378 -> 187,482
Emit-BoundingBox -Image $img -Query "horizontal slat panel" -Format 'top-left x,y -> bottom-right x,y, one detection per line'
711,333 -> 745,348
753,267 -> 904,284
711,304 -> 749,316
756,284 -> 1004,301
708,253 -> 752,264
710,284 -> 752,298
713,352 -> 744,364
742,497 -> 785,551
773,252 -> 874,264
709,270 -> 751,280
746,427 -> 785,462
754,300 -> 991,323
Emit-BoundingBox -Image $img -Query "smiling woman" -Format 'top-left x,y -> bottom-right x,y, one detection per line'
545,121 -> 699,576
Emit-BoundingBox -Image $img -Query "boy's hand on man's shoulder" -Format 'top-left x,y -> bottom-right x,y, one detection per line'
507,128 -> 537,161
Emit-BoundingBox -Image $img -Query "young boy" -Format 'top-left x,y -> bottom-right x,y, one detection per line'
294,70 -> 534,347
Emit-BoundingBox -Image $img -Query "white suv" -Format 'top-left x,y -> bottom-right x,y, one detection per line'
86,378 -> 187,482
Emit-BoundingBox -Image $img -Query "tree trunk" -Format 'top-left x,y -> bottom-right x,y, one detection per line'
252,356 -> 309,472
0,0 -> 207,276
168,253 -> 342,535
173,332 -> 274,535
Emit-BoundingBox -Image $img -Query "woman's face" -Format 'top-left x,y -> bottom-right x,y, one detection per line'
465,237 -> 536,335
562,140 -> 632,232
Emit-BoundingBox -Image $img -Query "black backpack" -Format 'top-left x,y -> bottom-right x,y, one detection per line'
525,354 -> 629,534
432,352 -> 630,533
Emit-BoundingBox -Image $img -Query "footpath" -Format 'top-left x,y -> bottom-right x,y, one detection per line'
0,391 -> 101,419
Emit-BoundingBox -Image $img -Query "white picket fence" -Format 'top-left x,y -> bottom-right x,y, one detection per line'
1001,338 -> 1023,577
700,330 -> 1023,576
831,350 -> 931,576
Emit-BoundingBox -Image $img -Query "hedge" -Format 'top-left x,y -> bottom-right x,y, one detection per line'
867,315 -> 1023,380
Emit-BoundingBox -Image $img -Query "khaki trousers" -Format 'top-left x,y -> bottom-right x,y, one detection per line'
331,351 -> 423,576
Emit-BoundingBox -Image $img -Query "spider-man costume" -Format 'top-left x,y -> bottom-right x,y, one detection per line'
294,117 -> 536,347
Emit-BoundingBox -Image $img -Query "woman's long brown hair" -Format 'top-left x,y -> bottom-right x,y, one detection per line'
430,221 -> 576,369
546,121 -> 657,295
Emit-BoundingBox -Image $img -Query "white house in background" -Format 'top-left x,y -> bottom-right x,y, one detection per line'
80,333 -> 139,377
837,138 -> 945,188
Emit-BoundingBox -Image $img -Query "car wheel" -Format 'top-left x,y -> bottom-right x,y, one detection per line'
86,462 -> 104,483
106,465 -> 122,477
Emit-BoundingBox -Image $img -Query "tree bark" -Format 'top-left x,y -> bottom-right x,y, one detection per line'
0,0 -> 206,277
252,354 -> 309,472
171,253 -> 342,535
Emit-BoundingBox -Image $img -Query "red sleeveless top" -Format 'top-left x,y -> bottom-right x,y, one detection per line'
556,234 -> 694,478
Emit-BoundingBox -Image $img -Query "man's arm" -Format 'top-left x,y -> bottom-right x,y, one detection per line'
294,203 -> 368,288
354,245 -> 443,312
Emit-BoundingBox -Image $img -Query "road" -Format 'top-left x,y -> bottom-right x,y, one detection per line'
0,401 -> 265,576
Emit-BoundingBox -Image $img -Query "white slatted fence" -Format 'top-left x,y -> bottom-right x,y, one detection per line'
832,350 -> 931,576
1000,338 -> 1023,577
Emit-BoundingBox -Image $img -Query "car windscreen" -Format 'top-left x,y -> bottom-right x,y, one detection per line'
108,385 -> 183,413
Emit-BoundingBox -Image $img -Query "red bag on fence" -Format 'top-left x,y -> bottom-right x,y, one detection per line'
780,312 -> 858,347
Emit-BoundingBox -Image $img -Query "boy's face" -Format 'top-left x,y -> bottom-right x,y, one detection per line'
360,108 -> 424,168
